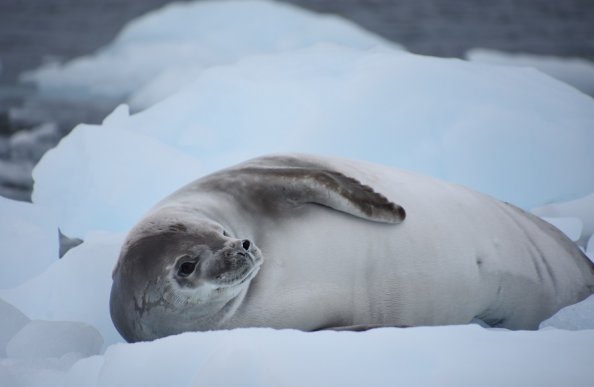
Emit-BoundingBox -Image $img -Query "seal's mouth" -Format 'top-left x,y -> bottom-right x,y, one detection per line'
214,252 -> 261,287
237,264 -> 259,285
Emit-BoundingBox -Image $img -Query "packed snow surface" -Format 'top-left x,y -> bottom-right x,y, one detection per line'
64,327 -> 594,387
0,198 -> 57,288
541,295 -> 594,331
0,299 -> 29,357
2,1 -> 594,386
6,320 -> 102,360
0,231 -> 125,349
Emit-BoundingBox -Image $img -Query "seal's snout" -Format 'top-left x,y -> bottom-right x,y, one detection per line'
228,239 -> 251,253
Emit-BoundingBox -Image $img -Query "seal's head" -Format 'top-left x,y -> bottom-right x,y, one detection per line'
110,212 -> 263,342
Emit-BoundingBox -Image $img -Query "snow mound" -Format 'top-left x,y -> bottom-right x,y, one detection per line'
6,320 -> 102,359
32,121 -> 204,236
540,295 -> 594,331
0,197 -> 58,289
32,44 -> 594,237
21,0 -> 402,110
0,299 -> 30,357
0,353 -> 83,387
467,48 -> 594,96
62,326 -> 594,387
0,232 -> 125,349
533,192 -> 594,247
540,217 -> 583,242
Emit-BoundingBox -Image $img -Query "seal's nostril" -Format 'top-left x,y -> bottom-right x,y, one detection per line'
242,239 -> 251,251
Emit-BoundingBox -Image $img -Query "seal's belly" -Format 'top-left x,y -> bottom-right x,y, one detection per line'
248,205 -> 489,329
246,196 -> 592,330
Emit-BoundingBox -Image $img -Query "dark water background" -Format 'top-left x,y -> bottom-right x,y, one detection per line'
1,0 -> 593,200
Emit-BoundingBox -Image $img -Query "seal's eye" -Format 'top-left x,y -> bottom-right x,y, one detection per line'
178,261 -> 197,277
223,230 -> 229,237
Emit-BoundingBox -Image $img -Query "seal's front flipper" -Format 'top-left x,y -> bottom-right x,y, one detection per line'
201,165 -> 405,224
